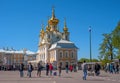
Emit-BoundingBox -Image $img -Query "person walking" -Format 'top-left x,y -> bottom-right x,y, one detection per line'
13,64 -> 16,71
69,64 -> 73,72
49,63 -> 53,76
65,63 -> 69,73
37,62 -> 42,77
94,63 -> 101,76
58,63 -> 62,76
109,63 -> 114,74
19,63 -> 24,77
73,64 -> 77,72
116,63 -> 119,74
82,60 -> 87,80
27,63 -> 33,78
46,63 -> 49,76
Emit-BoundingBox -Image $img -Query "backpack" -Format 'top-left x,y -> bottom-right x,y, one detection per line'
83,63 -> 87,70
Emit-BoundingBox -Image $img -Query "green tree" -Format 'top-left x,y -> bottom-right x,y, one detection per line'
79,58 -> 89,62
92,58 -> 99,62
99,33 -> 115,61
112,22 -> 120,58
79,58 -> 99,62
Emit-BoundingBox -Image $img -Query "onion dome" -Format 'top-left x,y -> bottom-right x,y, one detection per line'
48,7 -> 59,25
46,26 -> 51,32
40,28 -> 44,34
40,24 -> 45,39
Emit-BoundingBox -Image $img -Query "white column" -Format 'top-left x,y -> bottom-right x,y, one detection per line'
45,45 -> 48,64
54,50 -> 56,61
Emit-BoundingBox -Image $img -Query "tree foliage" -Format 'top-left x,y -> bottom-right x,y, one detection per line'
79,58 -> 99,62
112,22 -> 120,48
99,33 -> 114,61
112,22 -> 120,57
99,21 -> 120,65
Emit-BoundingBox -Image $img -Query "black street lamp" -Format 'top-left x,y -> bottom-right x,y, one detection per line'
89,26 -> 92,62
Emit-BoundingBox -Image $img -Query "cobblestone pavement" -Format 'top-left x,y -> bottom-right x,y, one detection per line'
0,70 -> 120,83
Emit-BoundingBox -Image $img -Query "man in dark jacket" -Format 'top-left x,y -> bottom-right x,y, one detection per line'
46,63 -> 49,76
27,63 -> 33,77
19,63 -> 24,77
37,62 -> 42,77
94,63 -> 101,76
58,63 -> 62,76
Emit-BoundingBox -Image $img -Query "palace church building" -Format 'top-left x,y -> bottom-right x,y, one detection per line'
32,8 -> 78,68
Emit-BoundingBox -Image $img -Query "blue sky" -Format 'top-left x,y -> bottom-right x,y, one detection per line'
0,0 -> 120,60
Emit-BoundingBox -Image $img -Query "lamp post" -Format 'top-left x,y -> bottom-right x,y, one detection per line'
89,26 -> 92,62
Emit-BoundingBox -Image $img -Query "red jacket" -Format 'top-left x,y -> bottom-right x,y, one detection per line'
49,64 -> 53,70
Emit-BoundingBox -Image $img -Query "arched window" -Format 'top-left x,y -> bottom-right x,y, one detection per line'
65,35 -> 67,40
71,52 -> 74,58
60,52 -> 62,58
65,51 -> 68,58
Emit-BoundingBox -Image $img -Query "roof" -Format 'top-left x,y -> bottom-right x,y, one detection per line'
49,39 -> 78,50
0,49 -> 6,53
26,50 -> 36,55
0,49 -> 36,55
57,39 -> 73,43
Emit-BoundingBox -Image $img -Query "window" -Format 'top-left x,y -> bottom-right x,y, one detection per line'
65,52 -> 68,58
60,52 -> 62,58
71,52 -> 74,58
60,62 -> 62,66
48,35 -> 50,39
65,35 -> 67,40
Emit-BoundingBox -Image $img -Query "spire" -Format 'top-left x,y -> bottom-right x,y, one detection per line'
63,18 -> 68,33
46,16 -> 51,32
52,6 -> 55,18
64,18 -> 67,28
40,22 -> 45,39
40,22 -> 44,33
41,22 -> 44,30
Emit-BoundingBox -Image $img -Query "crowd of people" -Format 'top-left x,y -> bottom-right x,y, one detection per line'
81,61 -> 120,80
82,61 -> 101,80
18,62 -> 77,78
104,62 -> 119,74
1,61 -> 119,80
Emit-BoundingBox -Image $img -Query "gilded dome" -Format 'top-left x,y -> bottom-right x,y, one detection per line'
48,7 -> 59,25
40,28 -> 44,33
46,26 -> 51,32
48,17 -> 59,25
63,27 -> 68,32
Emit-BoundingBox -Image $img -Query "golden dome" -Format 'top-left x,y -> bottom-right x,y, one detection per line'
40,23 -> 45,33
40,24 -> 45,39
46,26 -> 51,32
63,27 -> 68,32
48,18 -> 59,25
40,28 -> 44,33
48,7 -> 59,25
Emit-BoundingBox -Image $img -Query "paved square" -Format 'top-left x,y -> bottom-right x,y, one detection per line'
0,70 -> 120,83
